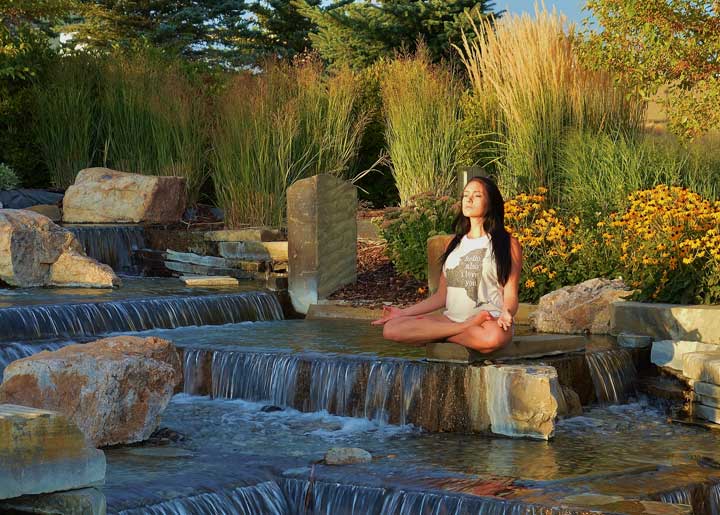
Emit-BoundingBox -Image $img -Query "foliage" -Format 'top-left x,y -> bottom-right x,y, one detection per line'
376,194 -> 457,280
99,51 -> 208,202
34,54 -> 99,188
297,0 -> 497,69
69,0 -> 254,66
580,0 -> 720,139
212,58 -> 368,227
560,131 -> 720,225
455,7 -> 644,200
604,186 -> 720,304
0,162 -> 20,190
380,47 -> 464,204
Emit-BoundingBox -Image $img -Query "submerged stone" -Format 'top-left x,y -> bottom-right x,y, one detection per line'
62,168 -> 186,224
0,405 -> 105,500
325,447 -> 372,465
532,278 -> 633,334
0,209 -> 119,288
0,336 -> 181,447
0,487 -> 106,515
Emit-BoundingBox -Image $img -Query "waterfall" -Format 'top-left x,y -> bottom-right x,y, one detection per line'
67,225 -> 146,274
709,482 -> 720,515
657,487 -> 693,505
185,350 -> 427,425
0,291 -> 283,342
586,348 -> 637,404
116,481 -> 288,515
280,478 -> 584,515
0,341 -> 68,378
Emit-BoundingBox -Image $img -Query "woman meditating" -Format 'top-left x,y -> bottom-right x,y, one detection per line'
372,177 -> 522,353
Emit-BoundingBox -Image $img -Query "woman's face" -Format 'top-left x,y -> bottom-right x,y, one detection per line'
462,180 -> 488,218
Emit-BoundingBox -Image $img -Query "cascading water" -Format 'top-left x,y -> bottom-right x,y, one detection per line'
0,341 -> 68,378
67,225 -> 146,274
0,291 -> 283,342
657,486 -> 693,505
586,348 -> 637,404
115,481 -> 288,515
185,349 -> 427,425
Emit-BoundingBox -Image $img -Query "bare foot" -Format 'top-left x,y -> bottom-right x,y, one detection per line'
468,310 -> 494,327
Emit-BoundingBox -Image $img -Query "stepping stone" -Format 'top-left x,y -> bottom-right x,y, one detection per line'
651,340 -> 720,371
0,404 -> 106,500
426,334 -> 587,364
181,275 -> 239,287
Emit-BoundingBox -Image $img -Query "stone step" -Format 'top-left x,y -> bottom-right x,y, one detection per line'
0,487 -> 106,515
164,260 -> 255,280
682,351 -> 720,382
694,381 -> 720,398
218,241 -> 288,263
180,275 -> 239,287
650,340 -> 720,371
204,228 -> 285,242
612,301 -> 720,345
426,334 -> 587,364
694,402 -> 720,424
0,404 -> 106,500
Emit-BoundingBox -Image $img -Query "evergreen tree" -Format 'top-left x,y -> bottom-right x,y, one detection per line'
68,0 -> 255,66
296,0 -> 498,68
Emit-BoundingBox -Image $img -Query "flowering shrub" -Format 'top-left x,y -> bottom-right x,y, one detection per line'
375,193 -> 457,280
605,185 -> 720,304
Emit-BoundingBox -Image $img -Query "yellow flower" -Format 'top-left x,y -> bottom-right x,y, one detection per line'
525,279 -> 536,289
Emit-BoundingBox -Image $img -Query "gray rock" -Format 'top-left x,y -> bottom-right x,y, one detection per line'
324,447 -> 372,465
617,333 -> 653,349
612,301 -> 720,345
0,487 -> 106,514
651,340 -> 720,371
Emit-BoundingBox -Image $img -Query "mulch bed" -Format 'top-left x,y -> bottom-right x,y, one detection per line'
328,240 -> 427,309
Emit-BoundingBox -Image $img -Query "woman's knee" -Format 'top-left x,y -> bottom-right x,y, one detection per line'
382,318 -> 404,341
465,326 -> 509,353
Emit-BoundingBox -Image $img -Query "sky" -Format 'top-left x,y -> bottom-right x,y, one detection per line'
500,1 -> 591,25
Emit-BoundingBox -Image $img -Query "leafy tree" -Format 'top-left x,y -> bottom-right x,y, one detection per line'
580,0 -> 720,138
296,0 -> 498,68
250,0 -> 352,57
68,0 -> 255,66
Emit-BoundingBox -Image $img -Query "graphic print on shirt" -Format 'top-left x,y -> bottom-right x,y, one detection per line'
444,248 -> 486,306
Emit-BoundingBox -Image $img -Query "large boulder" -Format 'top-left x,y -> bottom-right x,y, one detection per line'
0,336 -> 181,447
0,209 -> 119,288
62,168 -> 186,224
532,278 -> 633,334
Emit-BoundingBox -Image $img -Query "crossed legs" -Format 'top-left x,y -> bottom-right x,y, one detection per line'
382,311 -> 512,353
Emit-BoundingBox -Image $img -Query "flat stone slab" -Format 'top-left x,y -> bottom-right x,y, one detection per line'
166,250 -> 228,269
307,304 -> 383,321
0,404 -> 106,500
204,228 -> 284,242
694,381 -> 720,399
612,301 -> 720,344
0,487 -> 106,515
617,333 -> 653,349
426,334 -> 587,364
694,403 -> 720,424
165,260 -> 254,280
218,241 -> 288,262
651,340 -> 720,371
682,352 -> 720,382
180,275 -> 239,287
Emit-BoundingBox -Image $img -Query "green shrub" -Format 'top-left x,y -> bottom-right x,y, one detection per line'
0,163 -> 20,190
376,194 -> 457,280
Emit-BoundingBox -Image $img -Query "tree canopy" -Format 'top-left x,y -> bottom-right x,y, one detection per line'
581,0 -> 720,138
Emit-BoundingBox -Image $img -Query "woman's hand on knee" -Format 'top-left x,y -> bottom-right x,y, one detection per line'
371,305 -> 404,325
497,310 -> 513,331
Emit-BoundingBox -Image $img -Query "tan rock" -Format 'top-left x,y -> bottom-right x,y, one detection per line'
0,405 -> 105,500
204,228 -> 284,242
324,447 -> 372,465
682,352 -> 720,381
532,278 -> 633,334
483,365 -> 561,440
427,234 -> 453,294
0,336 -> 181,447
558,385 -> 583,417
651,340 -> 720,371
181,275 -> 239,286
0,209 -> 119,288
62,168 -> 186,223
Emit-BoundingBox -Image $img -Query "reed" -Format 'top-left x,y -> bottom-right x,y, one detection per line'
212,59 -> 368,227
455,6 -> 644,199
100,51 -> 208,203
380,47 -> 464,204
34,54 -> 99,188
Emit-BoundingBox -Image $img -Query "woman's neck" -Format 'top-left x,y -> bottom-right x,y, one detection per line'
467,217 -> 486,238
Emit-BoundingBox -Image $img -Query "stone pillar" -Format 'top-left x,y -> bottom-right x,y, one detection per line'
427,234 -> 453,294
287,175 -> 357,314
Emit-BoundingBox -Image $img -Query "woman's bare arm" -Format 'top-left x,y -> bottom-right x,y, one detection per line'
498,237 -> 522,330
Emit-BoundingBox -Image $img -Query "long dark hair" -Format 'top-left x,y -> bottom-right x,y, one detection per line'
441,177 -> 512,285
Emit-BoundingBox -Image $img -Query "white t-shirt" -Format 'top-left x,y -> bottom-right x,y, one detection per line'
442,235 -> 504,322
